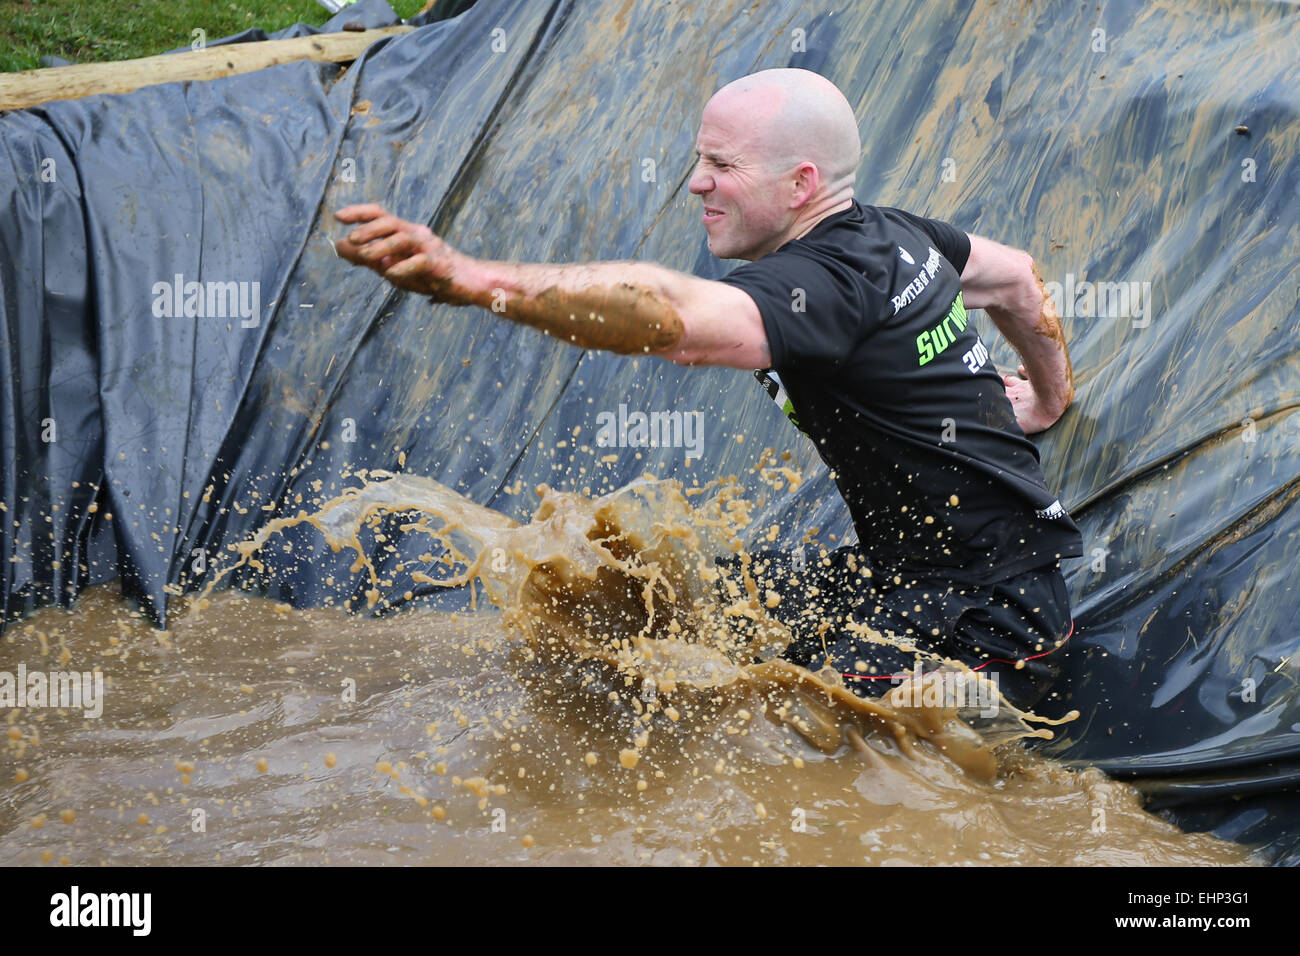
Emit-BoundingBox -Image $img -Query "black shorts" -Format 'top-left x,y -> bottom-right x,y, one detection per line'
721,545 -> 1074,710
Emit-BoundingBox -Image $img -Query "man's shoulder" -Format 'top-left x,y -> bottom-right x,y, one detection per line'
762,202 -> 895,271
865,205 -> 972,274
810,201 -> 923,234
717,209 -> 898,373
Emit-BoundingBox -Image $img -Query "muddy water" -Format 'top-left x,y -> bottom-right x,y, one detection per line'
1,473 -> 1258,865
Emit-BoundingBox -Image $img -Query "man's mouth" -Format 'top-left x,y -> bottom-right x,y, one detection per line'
702,207 -> 725,224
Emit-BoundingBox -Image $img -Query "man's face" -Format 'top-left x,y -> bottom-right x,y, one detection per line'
688,94 -> 793,261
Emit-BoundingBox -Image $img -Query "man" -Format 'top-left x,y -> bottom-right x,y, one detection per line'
334,68 -> 1083,709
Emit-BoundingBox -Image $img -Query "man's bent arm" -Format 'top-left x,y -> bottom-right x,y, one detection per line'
462,258 -> 770,368
958,234 -> 1074,433
334,204 -> 769,369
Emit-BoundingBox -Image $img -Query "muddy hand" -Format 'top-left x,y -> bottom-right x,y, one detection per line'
1001,364 -> 1058,434
335,204 -> 466,300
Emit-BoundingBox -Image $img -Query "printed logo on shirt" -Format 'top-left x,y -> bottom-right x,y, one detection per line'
754,369 -> 804,432
898,246 -> 915,265
1035,499 -> 1068,520
915,293 -> 969,366
890,246 -> 943,315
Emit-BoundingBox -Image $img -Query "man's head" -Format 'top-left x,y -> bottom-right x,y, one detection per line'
689,69 -> 860,261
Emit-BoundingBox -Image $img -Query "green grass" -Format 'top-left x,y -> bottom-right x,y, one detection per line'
0,0 -> 428,73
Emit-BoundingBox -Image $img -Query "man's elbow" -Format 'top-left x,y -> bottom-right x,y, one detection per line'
654,343 -> 735,368
653,343 -> 703,366
962,236 -> 1041,313
1009,250 -> 1048,317
653,338 -> 765,370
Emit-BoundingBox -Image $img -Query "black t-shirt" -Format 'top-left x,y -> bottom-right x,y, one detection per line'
718,200 -> 1083,585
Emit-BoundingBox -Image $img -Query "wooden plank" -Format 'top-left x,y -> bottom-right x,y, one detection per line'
0,26 -> 415,112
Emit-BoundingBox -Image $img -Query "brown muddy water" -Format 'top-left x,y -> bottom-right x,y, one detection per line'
1,472 -> 1259,865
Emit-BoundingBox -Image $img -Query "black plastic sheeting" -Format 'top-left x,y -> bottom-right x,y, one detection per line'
2,0 -> 1297,861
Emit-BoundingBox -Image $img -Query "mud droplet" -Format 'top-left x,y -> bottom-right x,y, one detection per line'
619,749 -> 639,769
324,752 -> 337,768
60,809 -> 76,824
256,758 -> 269,773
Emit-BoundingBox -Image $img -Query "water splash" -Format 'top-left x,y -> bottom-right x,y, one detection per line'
197,470 -> 1075,781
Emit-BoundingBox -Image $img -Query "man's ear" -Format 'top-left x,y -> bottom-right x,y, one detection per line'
790,161 -> 820,208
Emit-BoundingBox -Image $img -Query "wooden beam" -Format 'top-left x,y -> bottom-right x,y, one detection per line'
0,26 -> 415,112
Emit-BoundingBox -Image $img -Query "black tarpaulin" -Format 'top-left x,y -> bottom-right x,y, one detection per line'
2,0 -> 1297,860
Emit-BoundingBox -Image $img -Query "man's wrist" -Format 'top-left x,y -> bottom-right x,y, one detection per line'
450,252 -> 487,303
425,248 -> 490,306
1029,367 -> 1072,416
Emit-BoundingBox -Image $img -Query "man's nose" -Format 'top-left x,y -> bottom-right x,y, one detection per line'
688,167 -> 711,195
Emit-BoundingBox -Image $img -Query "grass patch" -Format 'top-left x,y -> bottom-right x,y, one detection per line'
0,0 -> 428,73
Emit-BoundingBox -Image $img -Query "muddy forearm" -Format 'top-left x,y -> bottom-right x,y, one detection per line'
446,257 -> 686,355
987,263 -> 1075,416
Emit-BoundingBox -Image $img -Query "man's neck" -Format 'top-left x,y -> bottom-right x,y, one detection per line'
746,194 -> 855,261
790,195 -> 854,243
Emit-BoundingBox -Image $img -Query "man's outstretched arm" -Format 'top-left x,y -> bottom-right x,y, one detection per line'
333,204 -> 770,369
958,234 -> 1074,433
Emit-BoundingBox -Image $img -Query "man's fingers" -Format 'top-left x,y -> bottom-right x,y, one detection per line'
384,252 -> 429,280
334,203 -> 388,224
335,234 -> 391,266
335,234 -> 411,270
354,231 -> 424,263
333,206 -> 454,298
334,236 -> 368,264
344,214 -> 408,246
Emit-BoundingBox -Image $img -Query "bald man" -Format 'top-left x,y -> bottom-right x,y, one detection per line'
335,68 -> 1083,709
